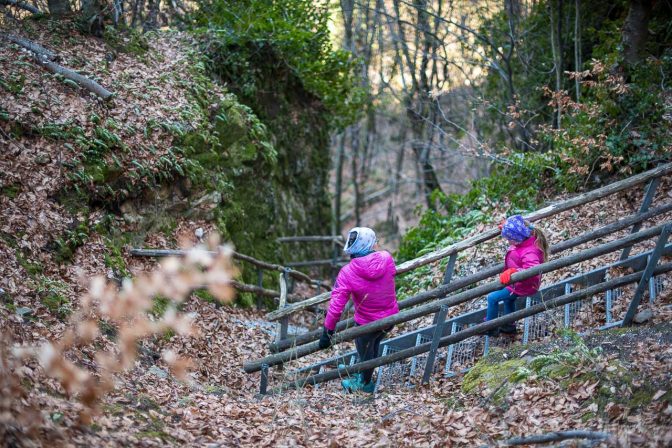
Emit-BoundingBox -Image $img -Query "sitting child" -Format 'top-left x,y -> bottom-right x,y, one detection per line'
486,215 -> 548,336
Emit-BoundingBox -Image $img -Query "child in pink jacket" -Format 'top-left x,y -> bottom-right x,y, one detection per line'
318,227 -> 398,393
486,215 -> 549,336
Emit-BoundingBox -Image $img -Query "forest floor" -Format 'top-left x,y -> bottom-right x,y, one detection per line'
1,19 -> 672,448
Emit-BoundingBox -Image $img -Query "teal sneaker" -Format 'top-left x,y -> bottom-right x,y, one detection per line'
341,376 -> 375,394
357,380 -> 375,394
341,377 -> 359,392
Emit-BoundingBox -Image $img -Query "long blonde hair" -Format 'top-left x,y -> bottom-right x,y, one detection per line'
530,226 -> 549,262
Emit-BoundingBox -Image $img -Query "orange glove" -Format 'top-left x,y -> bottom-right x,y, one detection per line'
499,268 -> 518,285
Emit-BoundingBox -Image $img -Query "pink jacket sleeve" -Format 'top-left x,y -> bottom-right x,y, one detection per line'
324,272 -> 351,331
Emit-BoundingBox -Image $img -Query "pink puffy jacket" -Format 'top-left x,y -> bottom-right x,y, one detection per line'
324,251 -> 399,331
504,235 -> 545,296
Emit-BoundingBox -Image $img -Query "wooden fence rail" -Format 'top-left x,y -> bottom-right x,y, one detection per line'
274,262 -> 672,391
268,201 -> 672,350
243,222 -> 669,373
262,163 -> 672,322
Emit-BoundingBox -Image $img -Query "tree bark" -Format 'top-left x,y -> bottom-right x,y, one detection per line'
80,0 -> 104,36
47,0 -> 70,17
144,0 -> 161,31
622,0 -> 654,66
333,133 -> 346,236
574,0 -> 581,102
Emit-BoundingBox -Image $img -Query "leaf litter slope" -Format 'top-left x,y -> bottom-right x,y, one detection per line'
1,21 -> 672,447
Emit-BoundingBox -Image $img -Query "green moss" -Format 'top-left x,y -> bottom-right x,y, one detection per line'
628,388 -> 654,408
2,293 -> 16,313
462,358 -> 526,394
193,290 -> 219,305
581,411 -> 596,423
0,183 -> 21,199
33,275 -> 71,319
151,296 -> 171,318
102,236 -> 129,278
203,384 -> 226,396
103,26 -> 149,56
17,251 -> 44,276
53,220 -> 90,264
441,396 -> 465,411
0,72 -> 25,94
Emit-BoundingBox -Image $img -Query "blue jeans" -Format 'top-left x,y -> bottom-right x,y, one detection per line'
486,288 -> 519,321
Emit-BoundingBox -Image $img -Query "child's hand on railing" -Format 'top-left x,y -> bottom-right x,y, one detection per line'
499,268 -> 518,285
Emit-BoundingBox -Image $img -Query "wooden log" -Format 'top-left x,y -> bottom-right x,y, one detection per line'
273,262 -> 672,390
229,281 -> 302,303
129,248 -> 329,289
0,1 -> 41,15
244,222 -> 669,373
505,430 -> 612,445
277,236 -> 345,244
264,164 -> 672,320
1,33 -> 113,101
40,59 -> 114,100
1,33 -> 56,59
285,258 -> 349,268
266,201 -> 672,329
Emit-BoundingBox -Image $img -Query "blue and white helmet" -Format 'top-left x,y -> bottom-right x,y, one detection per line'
343,227 -> 377,256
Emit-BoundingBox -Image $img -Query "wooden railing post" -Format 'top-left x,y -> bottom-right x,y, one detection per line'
276,270 -> 289,344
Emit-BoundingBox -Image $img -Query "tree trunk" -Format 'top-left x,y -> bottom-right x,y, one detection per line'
549,0 -> 563,129
144,0 -> 161,31
574,0 -> 581,101
350,125 -> 362,226
81,0 -> 104,36
47,0 -> 70,17
622,0 -> 654,66
333,133 -> 346,236
393,121 -> 407,195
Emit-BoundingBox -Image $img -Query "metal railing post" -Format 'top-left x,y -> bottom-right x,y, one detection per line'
442,253 -> 458,285
259,363 -> 269,395
622,224 -> 671,326
423,305 -> 448,384
620,177 -> 660,260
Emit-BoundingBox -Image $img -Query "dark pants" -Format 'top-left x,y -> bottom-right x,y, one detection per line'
354,324 -> 391,384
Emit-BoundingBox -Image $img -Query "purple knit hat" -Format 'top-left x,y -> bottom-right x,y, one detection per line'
501,215 -> 531,243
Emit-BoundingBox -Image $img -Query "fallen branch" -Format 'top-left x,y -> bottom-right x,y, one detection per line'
0,0 -> 41,14
130,248 -> 331,289
504,430 -> 612,446
229,281 -> 303,303
1,33 -> 56,59
1,33 -> 113,101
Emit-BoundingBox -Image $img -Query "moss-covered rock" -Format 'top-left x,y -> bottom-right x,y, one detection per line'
462,357 -> 526,394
